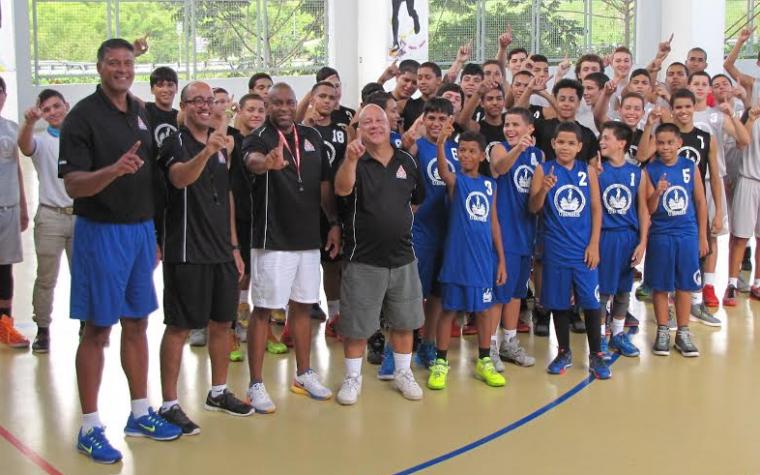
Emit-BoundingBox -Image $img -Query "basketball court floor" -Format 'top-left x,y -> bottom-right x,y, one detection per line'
2,162 -> 759,475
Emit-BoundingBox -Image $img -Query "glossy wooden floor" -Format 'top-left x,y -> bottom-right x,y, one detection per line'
3,161 -> 760,475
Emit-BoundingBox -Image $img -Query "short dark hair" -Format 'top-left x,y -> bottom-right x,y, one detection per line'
316,66 -> 340,82
512,70 -> 533,82
361,82 -> 385,103
311,81 -> 336,95
688,70 -> 711,84
482,59 -> 500,70
601,121 -> 633,150
38,89 -> 66,105
399,59 -> 420,75
366,91 -> 394,110
613,46 -> 633,57
461,63 -> 484,79
150,67 -> 178,87
711,73 -> 733,86
238,93 -> 264,109
97,38 -> 134,62
553,121 -> 583,141
459,131 -> 487,151
505,106 -> 535,126
630,68 -> 651,82
530,54 -> 549,64
574,54 -> 605,78
670,88 -> 696,107
507,47 -> 528,61
667,62 -> 688,75
0,76 -> 7,94
553,78 -> 583,100
248,73 -> 272,91
620,91 -> 645,109
437,82 -> 465,105
212,87 -> 229,96
655,122 -> 681,138
688,47 -> 707,58
423,97 -> 454,117
583,72 -> 609,90
418,61 -> 442,78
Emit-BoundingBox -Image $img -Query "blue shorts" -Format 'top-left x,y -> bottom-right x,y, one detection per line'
494,254 -> 532,304
70,218 -> 158,326
541,262 -> 600,311
414,242 -> 443,297
644,234 -> 701,292
598,228 -> 637,296
441,283 -> 494,312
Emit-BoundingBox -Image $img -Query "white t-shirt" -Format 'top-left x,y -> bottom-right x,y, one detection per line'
0,118 -> 20,207
31,130 -> 73,208
693,107 -> 726,177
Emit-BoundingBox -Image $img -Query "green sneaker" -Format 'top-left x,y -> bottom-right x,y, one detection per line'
475,357 -> 506,387
427,359 -> 449,390
229,332 -> 244,362
266,339 -> 288,354
635,284 -> 652,300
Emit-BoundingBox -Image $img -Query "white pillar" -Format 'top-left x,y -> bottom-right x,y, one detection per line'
635,0 -> 662,66
356,1 -> 390,98
660,0 -> 726,77
328,0 -> 359,108
0,0 -> 33,122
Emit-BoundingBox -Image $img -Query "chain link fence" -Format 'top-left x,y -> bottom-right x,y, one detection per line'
725,0 -> 760,58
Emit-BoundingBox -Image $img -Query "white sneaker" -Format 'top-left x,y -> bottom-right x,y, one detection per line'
393,368 -> 423,401
292,370 -> 333,400
246,382 -> 276,414
189,328 -> 208,347
489,342 -> 506,372
738,274 -> 752,293
337,373 -> 362,405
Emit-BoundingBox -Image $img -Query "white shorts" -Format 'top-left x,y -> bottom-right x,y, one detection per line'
730,176 -> 760,239
0,205 -> 23,265
706,178 -> 729,237
251,249 -> 321,309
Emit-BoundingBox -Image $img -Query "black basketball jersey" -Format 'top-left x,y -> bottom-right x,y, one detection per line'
479,114 -> 506,145
627,128 -> 645,167
679,127 -> 711,186
529,104 -> 545,121
311,122 -> 348,179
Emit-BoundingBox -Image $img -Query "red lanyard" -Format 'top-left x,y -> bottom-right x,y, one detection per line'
277,128 -> 303,191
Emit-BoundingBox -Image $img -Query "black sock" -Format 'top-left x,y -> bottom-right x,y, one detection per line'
478,347 -> 490,359
552,310 -> 572,351
38,326 -> 49,334
0,307 -> 10,318
585,308 -> 602,353
436,348 -> 448,361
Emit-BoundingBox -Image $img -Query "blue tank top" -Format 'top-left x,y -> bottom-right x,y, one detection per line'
495,143 -> 540,256
598,161 -> 641,231
439,172 -> 496,287
390,131 -> 403,149
412,137 -> 460,246
646,156 -> 698,236
541,160 -> 593,265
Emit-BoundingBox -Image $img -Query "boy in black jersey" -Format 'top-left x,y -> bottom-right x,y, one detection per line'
402,62 -> 443,128
459,80 -> 506,145
459,63 -> 485,121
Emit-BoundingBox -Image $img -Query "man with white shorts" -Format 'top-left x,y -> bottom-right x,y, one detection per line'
242,83 -> 341,413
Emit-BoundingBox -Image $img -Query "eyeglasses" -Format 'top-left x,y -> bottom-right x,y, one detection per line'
184,97 -> 215,107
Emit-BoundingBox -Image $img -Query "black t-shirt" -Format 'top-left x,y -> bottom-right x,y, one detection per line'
628,128 -> 645,166
144,103 -> 179,243
228,127 -> 252,223
529,104 -> 545,121
533,118 -> 599,163
402,97 -> 425,131
331,105 -> 355,129
479,114 -> 506,145
341,149 -> 425,268
158,127 -> 233,264
472,105 -> 486,122
242,119 -> 331,251
680,127 -> 711,187
311,122 -> 348,179
59,85 -> 155,223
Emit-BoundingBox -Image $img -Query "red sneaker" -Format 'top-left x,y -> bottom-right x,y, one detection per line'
722,285 -> 738,307
702,285 -> 719,308
280,325 -> 294,348
516,319 -> 530,333
0,315 -> 30,349
450,319 -> 461,338
325,316 -> 340,338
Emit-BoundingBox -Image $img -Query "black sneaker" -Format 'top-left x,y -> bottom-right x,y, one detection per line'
412,328 -> 422,352
204,390 -> 255,416
366,331 -> 385,365
570,308 -> 586,334
532,307 -> 550,337
159,404 -> 200,436
310,303 -> 326,321
624,311 -> 639,327
32,328 -> 50,354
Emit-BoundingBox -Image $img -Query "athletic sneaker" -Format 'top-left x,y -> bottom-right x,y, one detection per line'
266,339 -> 288,354
415,339 -> 436,368
270,308 -> 286,325
675,328 -> 699,357
367,331 -> 385,365
722,285 -> 738,307
532,307 -> 550,337
124,408 -> 182,441
652,326 -> 671,356
189,328 -> 207,347
77,427 -> 122,464
280,325 -> 294,347
377,344 -> 395,380
635,284 -> 652,300
393,368 -> 423,400
690,303 -> 721,327
516,318 -> 531,333
325,316 -> 340,338
291,370 -> 333,400
702,285 -> 719,308
547,350 -> 573,375
205,389 -> 256,416
450,319 -> 462,338
337,373 -> 362,405
751,285 -> 760,300
310,303 -> 326,321
738,274 -> 751,293
498,336 -> 536,367
236,303 -> 250,342
599,336 -> 612,361
0,315 -> 30,349
475,357 -> 506,387
589,353 -> 612,379
742,249 -> 752,271
229,332 -> 244,362
159,404 -> 200,435
246,382 -> 276,414
569,309 -> 586,334
667,307 -> 677,331
489,342 -> 506,372
427,359 -> 449,390
624,312 -> 639,327
32,328 -> 50,353
609,332 -> 640,357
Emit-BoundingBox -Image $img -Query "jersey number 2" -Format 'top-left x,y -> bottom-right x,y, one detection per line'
578,171 -> 588,186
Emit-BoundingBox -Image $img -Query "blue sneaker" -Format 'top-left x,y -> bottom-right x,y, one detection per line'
547,350 -> 573,375
124,408 -> 182,441
599,336 -> 612,361
77,427 -> 122,464
377,344 -> 395,380
609,332 -> 641,357
414,340 -> 436,368
589,353 -> 612,379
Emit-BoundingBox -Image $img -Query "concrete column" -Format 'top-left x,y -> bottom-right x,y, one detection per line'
0,0 -> 34,122
659,0 -> 727,77
328,0 -> 359,108
634,0 -> 662,66
356,0 -> 391,99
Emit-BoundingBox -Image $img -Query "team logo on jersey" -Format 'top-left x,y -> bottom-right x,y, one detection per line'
678,146 -> 701,166
137,116 -> 148,131
466,191 -> 490,222
663,185 -> 689,216
485,141 -> 501,162
513,165 -> 534,194
304,139 -> 315,152
594,285 -> 600,302
603,184 -> 632,215
693,270 -> 702,286
554,185 -> 586,217
628,144 -> 639,160
396,166 -> 407,180
427,159 -> 455,186
482,288 -> 493,303
154,123 -> 177,148
323,140 -> 337,165
0,137 -> 14,161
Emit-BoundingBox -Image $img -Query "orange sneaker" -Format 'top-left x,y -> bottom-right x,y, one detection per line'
450,319 -> 461,338
0,315 -> 30,349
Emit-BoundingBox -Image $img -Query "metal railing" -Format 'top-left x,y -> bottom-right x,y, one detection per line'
726,0 -> 760,57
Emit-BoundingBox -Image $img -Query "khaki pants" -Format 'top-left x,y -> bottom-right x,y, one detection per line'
32,206 -> 75,328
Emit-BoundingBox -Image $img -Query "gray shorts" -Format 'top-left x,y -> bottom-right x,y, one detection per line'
339,260 -> 424,339
0,205 -> 22,265
730,176 -> 760,239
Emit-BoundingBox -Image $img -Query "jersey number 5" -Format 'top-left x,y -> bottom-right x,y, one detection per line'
683,168 -> 691,183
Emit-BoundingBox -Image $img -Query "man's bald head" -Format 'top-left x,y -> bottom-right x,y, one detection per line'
267,83 -> 298,130
358,104 -> 390,146
180,81 -> 212,102
179,81 -> 214,129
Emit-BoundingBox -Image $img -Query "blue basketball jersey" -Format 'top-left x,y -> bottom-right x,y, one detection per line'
541,160 -> 593,265
599,161 -> 641,231
390,131 -> 403,149
496,143 -> 540,256
646,156 -> 698,236
439,172 -> 496,287
412,137 -> 460,246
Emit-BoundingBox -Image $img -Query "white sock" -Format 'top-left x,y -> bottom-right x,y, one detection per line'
490,333 -> 498,348
612,318 -> 625,336
729,277 -> 738,287
600,324 -> 606,336
393,352 -> 412,371
345,357 -> 362,377
160,400 -> 179,412
239,290 -> 249,304
691,292 -> 703,305
81,412 -> 103,432
130,398 -> 150,419
501,328 -> 517,341
327,300 -> 340,319
704,272 -> 716,286
211,384 -> 227,398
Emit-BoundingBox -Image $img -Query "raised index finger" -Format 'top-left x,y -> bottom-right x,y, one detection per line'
667,33 -> 674,44
128,140 -> 142,155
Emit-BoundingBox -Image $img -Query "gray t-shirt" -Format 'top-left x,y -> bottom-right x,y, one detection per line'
0,117 -> 20,207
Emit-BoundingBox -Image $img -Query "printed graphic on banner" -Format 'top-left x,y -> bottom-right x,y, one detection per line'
388,0 -> 428,61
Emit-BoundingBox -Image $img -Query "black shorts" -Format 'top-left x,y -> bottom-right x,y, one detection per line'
235,219 -> 252,275
163,261 -> 238,329
320,210 -> 342,262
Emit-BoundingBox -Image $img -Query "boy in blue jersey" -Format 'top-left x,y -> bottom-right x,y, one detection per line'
428,125 -> 507,390
645,123 -> 708,357
487,107 -> 541,368
597,122 -> 650,358
528,122 -> 611,379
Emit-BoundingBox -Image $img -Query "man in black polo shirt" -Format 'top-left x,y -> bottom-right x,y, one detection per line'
333,105 -> 426,405
58,38 -> 181,465
242,83 -> 341,413
156,81 -> 255,434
